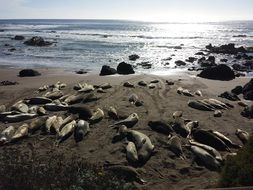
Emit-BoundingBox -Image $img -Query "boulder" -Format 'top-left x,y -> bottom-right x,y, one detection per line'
231,86 -> 243,95
175,60 -> 186,66
19,69 -> 41,77
243,91 -> 253,101
129,54 -> 140,61
100,65 -> 117,76
14,35 -> 25,40
117,62 -> 135,75
198,64 -> 235,81
24,36 -> 53,46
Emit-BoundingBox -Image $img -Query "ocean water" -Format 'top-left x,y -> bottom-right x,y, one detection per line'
0,19 -> 252,74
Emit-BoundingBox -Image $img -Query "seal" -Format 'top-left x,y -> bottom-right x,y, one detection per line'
51,116 -> 63,135
82,93 -> 100,103
64,94 -> 84,105
209,130 -> 241,149
0,105 -> 6,113
3,113 -> 37,123
0,126 -> 15,145
192,129 -> 230,151
68,105 -> 92,120
38,85 -> 49,92
44,101 -> 69,111
11,123 -> 29,142
111,113 -> 139,128
172,118 -> 191,138
188,100 -> 214,111
11,100 -> 29,113
173,111 -> 183,119
148,83 -> 156,89
108,106 -> 118,120
235,129 -> 249,145
167,135 -> 184,159
45,116 -> 57,134
59,114 -> 79,131
78,84 -> 95,93
195,90 -> 203,97
98,83 -> 112,90
44,91 -> 64,100
138,81 -> 147,87
190,145 -> 221,171
57,120 -> 76,144
74,120 -> 90,143
126,141 -> 138,163
89,108 -> 104,124
148,120 -> 174,135
189,140 -> 222,162
29,117 -> 47,134
28,97 -> 52,105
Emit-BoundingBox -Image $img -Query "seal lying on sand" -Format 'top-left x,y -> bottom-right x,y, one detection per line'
189,145 -> 221,171
172,118 -> 191,138
148,120 -> 174,135
57,120 -> 76,144
192,129 -> 230,152
44,91 -> 64,100
44,101 -> 69,111
28,97 -> 52,105
3,113 -> 37,123
126,141 -> 139,163
235,129 -> 249,145
89,108 -> 104,124
107,106 -> 118,120
0,126 -> 15,145
11,101 -> 29,113
188,99 -> 230,111
68,106 -> 92,120
110,113 -> 139,128
167,135 -> 184,159
74,120 -> 90,143
64,94 -> 84,105
123,81 -> 135,88
29,117 -> 47,134
11,124 -> 29,142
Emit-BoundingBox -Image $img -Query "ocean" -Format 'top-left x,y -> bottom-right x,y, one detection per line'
0,19 -> 252,74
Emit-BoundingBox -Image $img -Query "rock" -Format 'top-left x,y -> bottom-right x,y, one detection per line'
186,57 -> 197,63
8,48 -> 16,52
206,43 -> 247,54
220,59 -> 228,62
19,69 -> 41,77
198,64 -> 235,81
219,91 -> 240,101
0,81 -> 19,86
195,52 -> 205,55
231,86 -> 243,95
241,105 -> 253,119
24,36 -> 53,46
198,56 -> 216,67
129,54 -> 140,61
99,65 -> 117,76
244,61 -> 253,69
233,35 -> 247,38
117,62 -> 135,75
14,35 -> 25,40
175,60 -> 186,66
75,69 -> 88,74
232,64 -> 248,72
243,91 -> 253,101
137,62 -> 152,69
166,80 -> 175,85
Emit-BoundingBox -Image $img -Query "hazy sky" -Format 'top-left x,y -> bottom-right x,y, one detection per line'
0,0 -> 252,22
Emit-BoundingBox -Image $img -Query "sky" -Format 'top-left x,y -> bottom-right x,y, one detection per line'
0,0 -> 253,22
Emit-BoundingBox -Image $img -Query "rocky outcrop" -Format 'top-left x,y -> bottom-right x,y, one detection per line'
129,54 -> 140,61
24,36 -> 53,46
206,43 -> 247,54
100,65 -> 117,76
117,62 -> 135,75
14,35 -> 25,40
175,60 -> 186,66
19,69 -> 41,77
198,64 -> 235,81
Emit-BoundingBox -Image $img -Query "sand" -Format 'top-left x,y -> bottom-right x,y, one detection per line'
0,67 -> 252,190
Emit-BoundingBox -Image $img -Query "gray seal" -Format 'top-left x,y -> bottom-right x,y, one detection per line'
74,120 -> 90,143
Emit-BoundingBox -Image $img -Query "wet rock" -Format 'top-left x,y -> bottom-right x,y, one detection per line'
206,43 -> 247,54
19,69 -> 41,77
0,81 -> 19,86
186,57 -> 197,63
14,35 -> 25,40
99,65 -> 117,76
198,56 -> 216,67
129,54 -> 140,61
198,64 -> 235,81
24,36 -> 53,46
175,60 -> 186,66
8,48 -> 16,52
117,62 -> 135,75
219,91 -> 240,101
232,63 -> 248,72
195,52 -> 205,55
231,86 -> 243,95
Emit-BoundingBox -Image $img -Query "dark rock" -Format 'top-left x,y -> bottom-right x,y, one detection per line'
233,35 -> 247,38
243,91 -> 253,101
206,43 -> 247,54
0,81 -> 19,86
117,62 -> 135,75
8,48 -> 16,52
99,65 -> 117,76
175,60 -> 186,66
4,44 -> 10,47
186,57 -> 197,63
129,54 -> 140,61
75,69 -> 88,74
220,59 -> 228,62
219,91 -> 240,101
137,62 -> 152,69
14,35 -> 25,40
241,105 -> 253,119
0,30 -> 4,32
24,36 -> 53,46
234,72 -> 246,77
243,61 -> 253,69
195,52 -> 205,55
198,64 -> 235,81
231,86 -> 243,95
19,69 -> 41,77
242,79 -> 253,94
232,64 -> 248,72
198,57 -> 216,67
235,55 -> 242,60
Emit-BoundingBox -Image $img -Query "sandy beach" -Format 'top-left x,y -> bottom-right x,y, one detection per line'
0,67 -> 252,189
